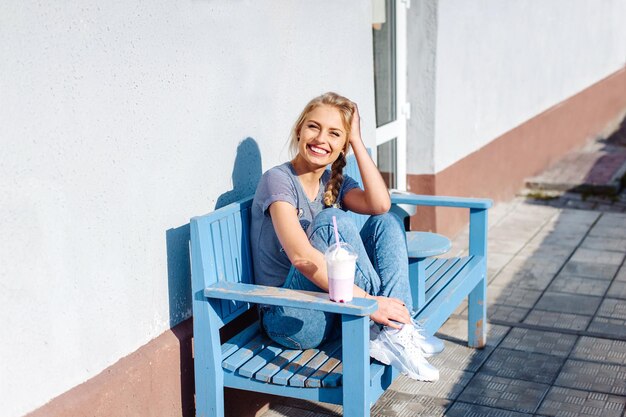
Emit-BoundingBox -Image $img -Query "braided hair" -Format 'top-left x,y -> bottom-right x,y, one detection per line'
289,92 -> 354,208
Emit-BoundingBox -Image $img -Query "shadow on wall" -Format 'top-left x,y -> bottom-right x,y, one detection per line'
165,137 -> 263,328
215,137 -> 263,209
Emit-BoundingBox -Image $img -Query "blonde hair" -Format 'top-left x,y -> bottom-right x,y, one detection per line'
289,92 -> 354,207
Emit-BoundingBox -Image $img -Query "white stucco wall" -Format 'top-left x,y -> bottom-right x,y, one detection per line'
0,1 -> 376,416
408,0 -> 626,174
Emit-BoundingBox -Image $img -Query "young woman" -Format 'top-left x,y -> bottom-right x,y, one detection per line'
250,92 -> 443,381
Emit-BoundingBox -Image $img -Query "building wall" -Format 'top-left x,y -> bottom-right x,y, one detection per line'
0,1 -> 376,416
408,0 -> 626,175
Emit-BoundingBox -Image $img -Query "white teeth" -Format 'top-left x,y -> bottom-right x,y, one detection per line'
309,145 -> 329,155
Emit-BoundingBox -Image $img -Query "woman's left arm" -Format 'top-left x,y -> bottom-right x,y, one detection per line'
342,103 -> 391,215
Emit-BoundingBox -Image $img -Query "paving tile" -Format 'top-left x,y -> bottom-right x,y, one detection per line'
595,212 -> 626,229
561,260 -> 619,280
457,374 -> 549,414
570,248 -> 625,266
616,265 -> 626,282
534,292 -> 602,315
588,225 -> 626,240
587,316 -> 626,339
370,391 -> 450,417
581,236 -> 626,252
596,298 -> 626,320
390,369 -> 473,400
428,340 -> 495,373
490,267 -> 556,291
445,402 -> 532,417
537,387 -> 626,417
547,274 -> 611,296
489,285 -> 543,309
499,328 -> 577,357
571,336 -> 626,365
529,232 -> 584,249
488,305 -> 530,323
523,310 -> 591,331
436,316 -> 510,347
607,280 -> 626,299
479,348 -> 564,384
555,359 -> 626,396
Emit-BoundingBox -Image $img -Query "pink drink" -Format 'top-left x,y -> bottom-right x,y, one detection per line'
325,243 -> 358,303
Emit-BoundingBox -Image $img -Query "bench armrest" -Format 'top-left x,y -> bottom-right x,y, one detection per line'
391,193 -> 492,209
204,281 -> 378,316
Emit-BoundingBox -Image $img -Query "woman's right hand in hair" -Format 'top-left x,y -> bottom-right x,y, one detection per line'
348,102 -> 363,147
369,295 -> 412,329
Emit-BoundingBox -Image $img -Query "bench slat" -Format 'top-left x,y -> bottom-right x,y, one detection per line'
289,338 -> 342,387
221,321 -> 261,359
425,258 -> 462,292
272,348 -> 319,386
237,344 -> 284,378
425,256 -> 473,302
322,361 -> 343,387
222,334 -> 270,372
305,347 -> 342,388
254,349 -> 302,383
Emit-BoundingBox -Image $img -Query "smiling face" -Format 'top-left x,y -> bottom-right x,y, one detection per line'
294,104 -> 349,170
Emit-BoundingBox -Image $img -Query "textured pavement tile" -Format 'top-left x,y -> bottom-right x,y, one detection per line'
588,225 -> 626,239
561,260 -> 619,280
517,243 -> 574,263
445,402 -> 532,417
587,316 -> 626,339
489,285 -> 543,309
370,391 -> 450,417
570,248 -> 625,266
488,305 -> 529,323
607,280 -> 626,299
499,328 -> 577,357
616,265 -> 626,282
479,348 -> 563,384
457,374 -> 549,413
523,310 -> 591,331
428,340 -> 495,373
547,273 -> 611,296
538,387 -> 626,417
488,238 -> 530,255
555,359 -> 626,396
594,213 -> 626,229
571,336 -> 626,365
581,236 -> 626,252
390,369 -> 473,400
529,231 -> 584,249
534,292 -> 602,315
436,316 -> 510,346
490,267 -> 555,291
596,298 -> 626,320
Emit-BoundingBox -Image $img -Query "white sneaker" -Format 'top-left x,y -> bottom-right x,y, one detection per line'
369,325 -> 439,382
408,321 -> 445,357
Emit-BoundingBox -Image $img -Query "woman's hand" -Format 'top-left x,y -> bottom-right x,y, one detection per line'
348,102 -> 364,147
369,295 -> 412,329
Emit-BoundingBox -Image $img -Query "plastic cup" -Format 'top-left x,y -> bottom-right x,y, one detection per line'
325,242 -> 358,303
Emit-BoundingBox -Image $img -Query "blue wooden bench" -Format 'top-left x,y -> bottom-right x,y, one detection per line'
190,160 -> 492,417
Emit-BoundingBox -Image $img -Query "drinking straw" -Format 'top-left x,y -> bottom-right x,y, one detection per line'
332,216 -> 340,246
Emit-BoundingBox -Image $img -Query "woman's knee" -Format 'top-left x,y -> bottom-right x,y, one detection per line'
366,212 -> 405,236
311,208 -> 359,238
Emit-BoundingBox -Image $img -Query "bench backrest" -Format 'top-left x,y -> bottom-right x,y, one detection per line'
190,155 -> 367,328
190,198 -> 255,328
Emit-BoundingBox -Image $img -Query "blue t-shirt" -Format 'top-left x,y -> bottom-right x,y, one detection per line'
250,162 -> 360,287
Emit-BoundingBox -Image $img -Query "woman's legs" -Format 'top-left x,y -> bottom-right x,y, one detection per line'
261,208 -> 413,349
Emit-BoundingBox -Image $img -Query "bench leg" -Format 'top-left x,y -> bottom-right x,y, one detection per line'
408,258 -> 426,310
341,315 -> 370,417
468,276 -> 487,348
194,299 -> 225,417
